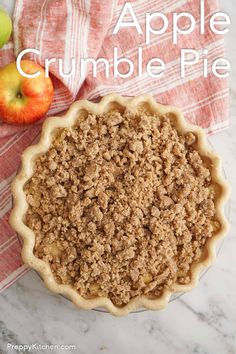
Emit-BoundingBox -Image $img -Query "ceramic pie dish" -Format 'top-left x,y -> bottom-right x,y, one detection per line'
9,94 -> 230,316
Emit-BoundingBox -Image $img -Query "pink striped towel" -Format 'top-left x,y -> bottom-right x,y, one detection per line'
0,0 -> 229,291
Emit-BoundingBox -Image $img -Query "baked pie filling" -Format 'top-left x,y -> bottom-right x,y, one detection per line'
24,108 -> 221,307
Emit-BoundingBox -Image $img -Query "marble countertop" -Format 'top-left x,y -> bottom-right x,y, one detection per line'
0,1 -> 236,354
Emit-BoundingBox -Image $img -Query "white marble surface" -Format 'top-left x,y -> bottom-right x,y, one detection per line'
0,1 -> 236,354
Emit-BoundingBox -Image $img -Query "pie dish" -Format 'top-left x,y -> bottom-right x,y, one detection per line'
10,94 -> 230,316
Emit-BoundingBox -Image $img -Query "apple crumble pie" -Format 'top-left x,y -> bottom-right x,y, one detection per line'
24,108 -> 221,307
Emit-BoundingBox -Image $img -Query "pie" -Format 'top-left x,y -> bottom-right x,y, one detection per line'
10,94 -> 229,316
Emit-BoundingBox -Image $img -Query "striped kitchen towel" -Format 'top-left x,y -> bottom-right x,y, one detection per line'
0,0 -> 229,291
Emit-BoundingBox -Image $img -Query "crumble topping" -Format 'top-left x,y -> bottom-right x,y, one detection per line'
24,108 -> 220,306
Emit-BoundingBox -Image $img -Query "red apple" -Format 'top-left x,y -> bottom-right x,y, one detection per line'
0,60 -> 54,125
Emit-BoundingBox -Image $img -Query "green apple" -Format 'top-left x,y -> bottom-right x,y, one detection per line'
0,9 -> 12,49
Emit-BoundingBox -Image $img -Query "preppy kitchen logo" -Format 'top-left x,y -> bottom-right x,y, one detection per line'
7,343 -> 77,352
16,0 -> 231,80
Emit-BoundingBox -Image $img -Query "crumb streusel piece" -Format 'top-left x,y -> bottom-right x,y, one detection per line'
24,109 -> 220,306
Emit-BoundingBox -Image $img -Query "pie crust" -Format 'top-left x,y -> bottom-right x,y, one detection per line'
9,94 -> 230,316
